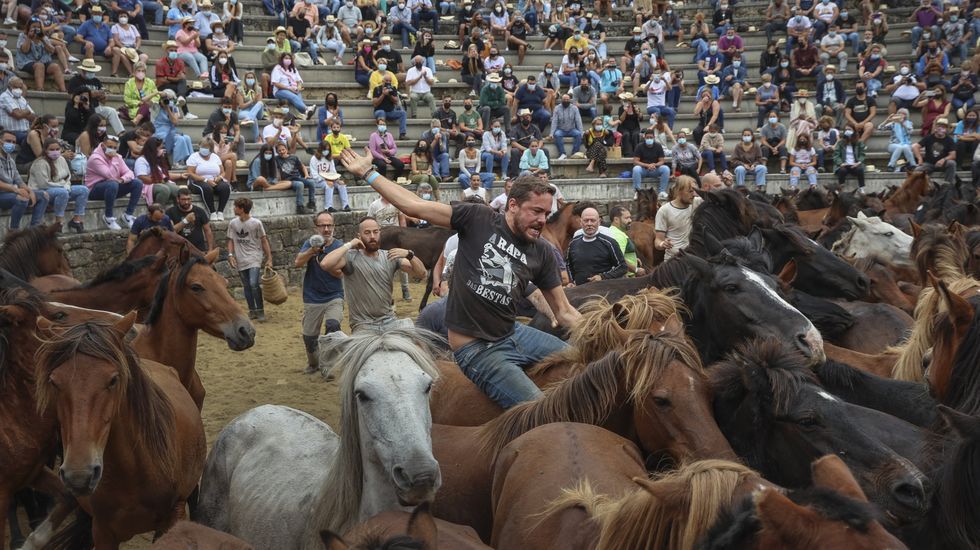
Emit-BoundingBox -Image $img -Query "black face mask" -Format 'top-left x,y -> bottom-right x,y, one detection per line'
443,102 -> 451,108
521,118 -> 531,125
561,100 -> 571,107
415,62 -> 423,68
464,104 -> 472,110
855,88 -> 865,95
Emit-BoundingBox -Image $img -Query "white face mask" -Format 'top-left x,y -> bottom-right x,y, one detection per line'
826,74 -> 834,81
900,67 -> 910,75
742,135 -> 752,142
768,117 -> 778,124
119,16 -> 129,24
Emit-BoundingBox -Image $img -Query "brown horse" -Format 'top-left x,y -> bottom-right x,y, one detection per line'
884,170 -> 931,223
127,226 -> 207,261
430,331 -> 734,541
45,254 -> 170,319
0,289 -> 124,550
634,188 -> 659,222
541,202 -> 583,253
923,273 -> 976,402
33,313 -> 206,549
0,224 -> 72,282
628,221 -> 661,271
152,521 -> 253,549
379,225 -> 455,310
851,256 -> 918,315
429,289 -> 686,426
828,300 -> 913,355
131,245 -> 255,409
824,343 -> 899,378
322,503 -> 491,550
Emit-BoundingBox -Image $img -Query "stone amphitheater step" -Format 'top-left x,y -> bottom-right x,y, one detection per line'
0,169 -> 962,236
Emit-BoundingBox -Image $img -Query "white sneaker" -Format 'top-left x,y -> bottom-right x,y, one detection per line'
210,212 -> 218,221
103,216 -> 121,230
183,112 -> 199,120
3,17 -> 15,25
68,55 -> 79,62
216,211 -> 225,221
176,95 -> 186,106
122,213 -> 136,228
658,191 -> 669,201
557,154 -> 567,160
334,59 -> 343,66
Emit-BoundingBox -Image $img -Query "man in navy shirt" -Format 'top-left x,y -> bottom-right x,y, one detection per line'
294,209 -> 345,374
126,203 -> 173,253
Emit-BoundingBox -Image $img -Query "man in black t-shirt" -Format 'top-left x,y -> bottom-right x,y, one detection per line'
286,15 -> 321,64
913,120 -> 957,184
631,129 -> 672,198
167,188 -> 214,252
844,83 -> 876,142
335,147 -> 582,408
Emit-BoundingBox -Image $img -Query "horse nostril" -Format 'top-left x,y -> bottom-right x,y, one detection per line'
91,464 -> 102,483
857,275 -> 870,293
58,467 -> 67,484
794,334 -> 813,358
393,466 -> 411,487
890,477 -> 926,511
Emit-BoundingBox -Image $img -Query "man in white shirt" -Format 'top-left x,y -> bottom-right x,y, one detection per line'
885,62 -> 925,113
645,69 -> 674,127
811,0 -> 838,39
261,109 -> 292,146
786,8 -> 812,54
488,178 -> 513,213
654,175 -> 703,261
819,25 -> 848,72
406,55 -> 435,118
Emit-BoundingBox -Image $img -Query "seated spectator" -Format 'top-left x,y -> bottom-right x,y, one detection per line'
573,79 -> 597,122
458,136 -> 489,188
29,138 -> 86,232
462,173 -> 488,201
632,128 -> 671,197
761,113 -> 789,173
514,76 -> 551,131
135,136 -> 181,206
271,52 -> 316,120
950,70 -> 977,114
118,121 -> 152,171
731,129 -> 767,191
885,62 -> 924,115
481,119 -> 509,182
913,86 -> 950,137
458,97 -> 484,141
323,119 -> 350,160
0,78 -> 33,145
420,119 -> 451,181
879,110 -> 916,172
692,89 -> 723,145
315,93 -> 343,142
718,27 -> 743,62
388,0 -> 417,49
972,137 -> 980,185
235,72 -> 265,140
209,52 -> 240,100
155,41 -> 187,103
559,46 -> 582,88
316,15 -> 346,66
786,7 -> 812,54
651,113 -> 675,156
247,143 -> 292,191
286,12 -> 320,65
815,115 -> 839,171
483,46 -> 505,75
126,203 -> 174,252
275,141 -> 317,213
599,60 -> 624,104
695,40 -> 724,86
152,90 -> 193,166
584,118 -> 610,177
858,44 -> 886,97
17,18 -> 65,92
520,139 -> 550,177
413,30 -> 437,74
712,2 -> 734,36
17,114 -> 58,171
954,109 -> 979,171
755,73 -> 780,129
940,6 -> 969,66
406,55 -> 435,119
811,0 -> 839,39
773,55 -> 797,107
410,139 -> 440,190
815,65 -> 845,126
368,118 -> 405,178
194,0 -> 221,41
787,89 -> 817,151
76,5 -> 113,60
915,38 -> 947,79
719,54 -> 746,112
76,114 -> 107,157
479,73 -> 509,133
765,0 -> 790,43
309,143 -> 350,211
671,129 -> 701,183
645,68 -> 675,127
537,64 -> 561,111
617,96 -> 642,157
845,83 -> 876,143
910,0 -> 942,50
788,134 -> 818,190
759,41 -> 781,75
353,39 -> 376,87
222,0 -> 245,44
84,134 -> 144,230
868,10 -> 888,45
509,108 -> 543,175
834,124 -> 866,190
209,121 -> 241,184
109,11 -> 148,76
460,44 -> 485,96
913,119 -> 957,185
699,123 -> 727,174
174,16 -> 209,79
186,137 -> 232,220
123,62 -> 156,127
791,36 -> 821,80
371,72 -> 408,139
819,25 -> 848,73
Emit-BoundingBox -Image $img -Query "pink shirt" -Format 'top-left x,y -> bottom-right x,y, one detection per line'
85,145 -> 136,188
175,29 -> 199,53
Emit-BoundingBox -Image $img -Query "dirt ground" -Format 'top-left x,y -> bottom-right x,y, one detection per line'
119,281 -> 433,549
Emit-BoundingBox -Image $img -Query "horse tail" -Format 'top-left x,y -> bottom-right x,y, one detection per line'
43,508 -> 93,550
190,426 -> 237,531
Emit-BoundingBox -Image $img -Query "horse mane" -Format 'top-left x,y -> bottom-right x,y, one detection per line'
34,321 -> 177,480
885,170 -> 930,210
911,224 -> 970,284
0,224 -> 61,281
794,187 -> 830,210
932,414 -> 980,548
546,201 -> 576,225
479,331 -> 703,456
689,190 -> 758,255
544,460 -> 758,550
80,255 -> 162,289
0,286 -> 42,385
310,328 -> 441,539
131,226 -> 170,249
714,236 -> 772,274
942,297 -> 980,416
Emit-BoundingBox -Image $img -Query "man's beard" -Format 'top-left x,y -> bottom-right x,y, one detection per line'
364,240 -> 380,252
513,217 -> 544,243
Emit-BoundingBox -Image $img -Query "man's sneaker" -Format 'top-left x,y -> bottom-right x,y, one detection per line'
210,211 -> 218,221
103,216 -> 121,230
122,213 -> 136,228
68,55 -> 79,62
658,191 -> 669,201
3,17 -> 15,25
216,211 -> 225,221
306,200 -> 316,210
296,204 -> 312,214
183,112 -> 199,120
557,154 -> 567,160
343,205 -> 351,212
176,95 -> 186,106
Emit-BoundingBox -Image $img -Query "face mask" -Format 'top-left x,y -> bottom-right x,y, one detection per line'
727,33 -> 734,39
266,43 -> 275,50
844,129 -> 854,137
969,118 -> 978,124
120,16 -> 128,24
466,141 -> 475,147
263,153 -> 273,160
443,102 -> 451,109
951,15 -> 958,21
645,138 -> 654,145
780,61 -> 789,68
283,59 -> 292,66
398,3 -> 405,7
677,138 -> 687,145
521,117 -> 531,126
432,127 -> 440,134
489,83 -> 498,89
829,32 -> 836,37
742,135 -> 752,143
856,88 -> 865,95
870,54 -> 879,61
763,81 -> 772,87
841,10 -> 848,16
900,67 -> 910,75
218,57 -> 228,65
732,61 -> 741,68
135,71 -> 146,79
561,100 -> 570,107
666,10 -> 671,14
346,1 -> 353,6
545,68 -> 553,75
0,40 -> 7,48
493,127 -> 501,134
593,124 -> 602,130
104,146 -> 117,156
44,149 -> 62,160
642,50 -> 651,56
382,44 -> 391,51
222,108 -> 232,115
96,125 -> 107,134
422,193 -> 432,200
923,33 -> 931,40
936,129 -> 947,137
464,104 -> 473,110
652,74 -> 661,82
504,68 -> 512,75
873,18 -> 881,24
528,83 -> 536,90
378,63 -> 387,71
495,6 -> 502,12
200,147 -> 213,157
769,117 -> 778,124
215,27 -> 224,34
378,125 -> 386,132
709,46 -> 717,53
246,78 -> 255,86
167,50 -> 179,60
201,10 -> 211,16
0,142 -> 13,154
272,119 -> 282,127
799,97 -> 807,103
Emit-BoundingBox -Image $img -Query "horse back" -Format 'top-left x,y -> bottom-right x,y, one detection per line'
430,360 -> 503,426
344,511 -> 491,549
152,521 -> 254,549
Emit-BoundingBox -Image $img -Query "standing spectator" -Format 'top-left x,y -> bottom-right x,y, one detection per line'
551,93 -> 583,159
29,138 -> 86,232
880,110 -> 916,171
909,0 -> 941,49
271,52 -> 316,121
731,129 -> 768,191
632,128 -> 671,197
186,137 -> 232,220
519,139 -> 550,177
125,203 -> 174,253
168,187 -> 214,253
406,55 -> 435,119
833,124 -> 866,190
699,123 -> 727,174
84,135 -> 144,230
788,134 -> 818,190
654,176 -> 703,261
815,65 -> 845,126
607,206 -> 644,276
761,113 -> 789,173
913,119 -> 957,184
227,197 -> 273,321
481,119 -> 510,181
844,82 -> 876,143
479,73 -> 510,133
372,72 -> 408,139
368,117 -> 405,178
0,78 -> 32,144
584,118 -> 609,177
566,207 -> 626,285
134,136 -> 181,206
295,210 -> 345,373
819,25 -> 848,73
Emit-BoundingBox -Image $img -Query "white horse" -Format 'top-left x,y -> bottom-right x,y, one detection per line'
831,212 -> 914,268
193,329 -> 442,550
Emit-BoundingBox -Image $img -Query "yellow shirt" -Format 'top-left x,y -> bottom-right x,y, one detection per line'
367,70 -> 399,99
324,132 -> 351,157
564,36 -> 590,53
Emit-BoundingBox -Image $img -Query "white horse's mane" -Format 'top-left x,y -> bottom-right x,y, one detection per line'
304,327 -> 441,546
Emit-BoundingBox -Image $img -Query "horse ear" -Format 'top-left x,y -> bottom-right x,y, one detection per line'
754,488 -> 817,535
777,259 -> 798,286
937,404 -> 980,439
611,301 -> 630,329
928,270 -> 974,329
703,229 -> 725,257
748,227 -> 766,250
0,304 -> 32,327
660,312 -> 685,337
178,242 -> 191,265
846,215 -> 864,228
856,211 -> 868,220
685,253 -> 713,280
407,502 -> 438,549
909,221 -> 923,239
204,247 -> 220,265
947,220 -> 967,239
113,311 -> 138,336
318,530 -> 349,550
810,455 -> 869,502
34,314 -> 54,333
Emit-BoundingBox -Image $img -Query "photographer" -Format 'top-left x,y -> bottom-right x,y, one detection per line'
151,90 -> 194,166
69,59 -> 125,135
884,62 -> 925,115
371,73 -> 408,140
17,17 -> 66,93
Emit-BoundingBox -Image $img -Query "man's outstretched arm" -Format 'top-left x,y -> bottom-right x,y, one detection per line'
339,147 -> 453,227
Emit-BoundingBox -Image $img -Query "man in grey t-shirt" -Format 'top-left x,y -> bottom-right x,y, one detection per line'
227,197 -> 273,321
320,216 -> 427,333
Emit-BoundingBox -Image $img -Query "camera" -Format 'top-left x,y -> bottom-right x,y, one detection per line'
310,234 -> 326,248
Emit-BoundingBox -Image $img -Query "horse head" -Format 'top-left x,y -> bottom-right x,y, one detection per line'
833,213 -> 914,269
761,224 -> 870,300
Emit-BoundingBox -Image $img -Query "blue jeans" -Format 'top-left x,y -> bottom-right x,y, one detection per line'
177,51 -> 208,75
0,190 -> 47,229
458,173 -> 494,188
434,151 -> 450,177
691,39 -> 708,62
888,144 -> 916,169
159,129 -> 194,165
239,267 -> 264,312
46,185 -> 89,218
558,72 -> 579,88
911,25 -> 938,49
702,150 -> 727,172
439,0 -> 456,14
142,1 -> 165,25
391,22 -> 418,48
291,178 -> 317,204
553,129 -> 582,156
790,166 -> 818,187
88,179 -> 143,218
953,96 -> 976,111
374,108 -> 407,135
734,164 -> 767,187
275,88 -> 308,113
452,323 -> 568,408
646,105 -> 676,128
481,151 -> 509,177
289,39 -> 320,61
412,9 -> 440,33
632,165 -> 671,192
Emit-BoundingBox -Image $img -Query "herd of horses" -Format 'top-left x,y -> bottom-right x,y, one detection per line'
0,168 -> 979,549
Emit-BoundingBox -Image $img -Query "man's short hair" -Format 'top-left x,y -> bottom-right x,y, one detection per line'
572,201 -> 597,217
507,176 -> 555,206
609,205 -> 628,221
234,197 -> 253,213
463,195 -> 486,205
177,187 -> 191,197
358,215 -> 379,228
147,203 -> 164,215
315,209 -> 334,222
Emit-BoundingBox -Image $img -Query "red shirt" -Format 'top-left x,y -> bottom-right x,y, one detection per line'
155,56 -> 185,86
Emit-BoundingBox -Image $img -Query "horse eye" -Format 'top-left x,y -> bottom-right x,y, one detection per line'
424,381 -> 433,394
51,311 -> 66,321
723,284 -> 738,293
797,416 -> 818,428
191,283 -> 205,292
653,396 -> 671,408
355,390 -> 371,403
48,376 -> 58,389
883,232 -> 894,237
107,374 -> 120,389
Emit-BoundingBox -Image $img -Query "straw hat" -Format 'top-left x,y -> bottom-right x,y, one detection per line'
395,177 -> 410,185
164,40 -> 178,50
748,25 -> 757,32
571,151 -> 586,159
91,5 -> 103,14
381,35 -> 392,42
180,16 -> 194,25
77,58 -> 102,73
321,172 -> 342,181
935,117 -> 949,126
448,78 -> 458,83
199,0 -> 213,7
121,47 -> 139,63
275,26 -> 287,34
678,127 -> 691,134
776,38 -> 786,46
632,26 -> 642,33
796,89 -> 810,96
325,15 -> 336,23
486,73 -> 502,83
518,108 -> 531,116
444,40 -> 459,49
704,74 -> 720,85
824,64 -> 836,73
619,92 -> 634,100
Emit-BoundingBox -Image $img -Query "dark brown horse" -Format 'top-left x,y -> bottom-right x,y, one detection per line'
0,224 -> 72,282
379,225 -> 455,310
541,202 -> 584,254
45,254 -> 170,320
127,226 -> 207,261
33,314 -> 206,549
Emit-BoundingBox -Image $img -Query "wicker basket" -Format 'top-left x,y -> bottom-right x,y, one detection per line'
261,266 -> 288,305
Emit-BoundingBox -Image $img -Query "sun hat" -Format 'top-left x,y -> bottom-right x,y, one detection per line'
77,59 -> 102,72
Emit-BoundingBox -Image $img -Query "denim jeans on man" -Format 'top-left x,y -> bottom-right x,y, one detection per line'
0,190 -> 49,229
631,164 -> 671,191
239,266 -> 264,312
374,108 -> 408,135
453,323 -> 568,408
88,179 -> 144,218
